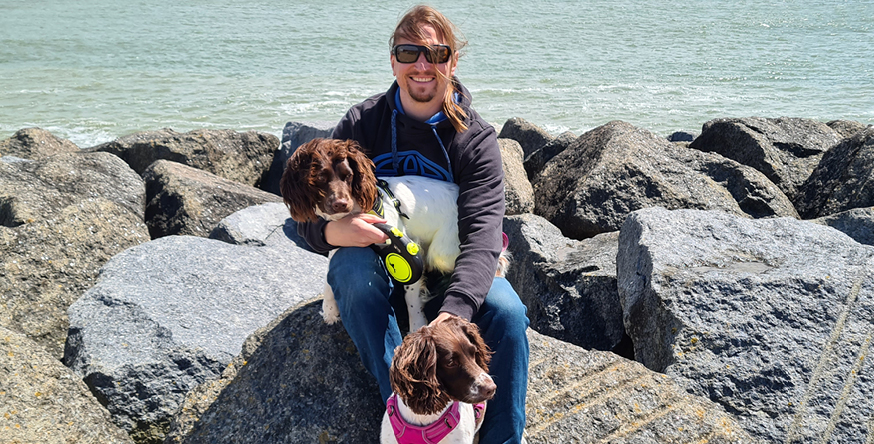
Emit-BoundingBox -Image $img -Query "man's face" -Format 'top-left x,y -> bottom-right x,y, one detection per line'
391,25 -> 457,109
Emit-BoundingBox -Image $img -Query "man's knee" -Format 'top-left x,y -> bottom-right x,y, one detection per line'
479,278 -> 529,333
327,247 -> 391,305
329,247 -> 383,283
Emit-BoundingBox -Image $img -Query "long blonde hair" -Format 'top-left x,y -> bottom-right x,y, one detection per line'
390,5 -> 469,132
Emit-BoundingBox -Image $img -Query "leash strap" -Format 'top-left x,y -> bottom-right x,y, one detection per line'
376,179 -> 409,219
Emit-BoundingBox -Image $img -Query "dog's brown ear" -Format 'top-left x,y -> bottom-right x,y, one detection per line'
343,140 -> 377,212
390,328 -> 451,415
280,140 -> 322,223
458,318 -> 492,372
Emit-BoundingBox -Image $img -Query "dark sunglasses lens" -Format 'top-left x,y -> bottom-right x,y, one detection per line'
395,45 -> 421,63
429,46 -> 451,63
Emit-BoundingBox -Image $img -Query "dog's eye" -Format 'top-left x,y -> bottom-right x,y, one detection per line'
445,357 -> 458,368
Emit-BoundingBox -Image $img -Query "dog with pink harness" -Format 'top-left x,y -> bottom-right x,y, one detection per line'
380,317 -> 496,444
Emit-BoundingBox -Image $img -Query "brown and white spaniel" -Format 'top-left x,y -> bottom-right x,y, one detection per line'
280,138 -> 479,331
381,317 -> 496,444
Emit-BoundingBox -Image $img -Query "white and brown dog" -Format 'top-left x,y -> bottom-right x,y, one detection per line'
381,316 -> 495,444
280,138 -> 508,332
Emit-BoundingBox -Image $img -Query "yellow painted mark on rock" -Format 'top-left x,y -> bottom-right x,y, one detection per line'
527,371 -> 649,437
597,399 -> 682,442
787,278 -> 862,443
820,329 -> 872,444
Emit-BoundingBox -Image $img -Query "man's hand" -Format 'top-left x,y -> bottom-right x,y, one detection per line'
429,312 -> 456,327
324,213 -> 389,247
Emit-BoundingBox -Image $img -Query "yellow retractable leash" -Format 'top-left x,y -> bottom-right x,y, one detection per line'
370,223 -> 424,284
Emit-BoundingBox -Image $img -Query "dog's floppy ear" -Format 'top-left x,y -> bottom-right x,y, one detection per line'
457,318 -> 492,372
390,327 -> 451,415
280,139 -> 323,223
343,140 -> 377,212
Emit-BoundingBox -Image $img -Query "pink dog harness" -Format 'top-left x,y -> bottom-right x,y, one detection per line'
386,395 -> 485,444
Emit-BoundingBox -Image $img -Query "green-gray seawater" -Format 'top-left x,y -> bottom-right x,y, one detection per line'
2,0 -> 872,147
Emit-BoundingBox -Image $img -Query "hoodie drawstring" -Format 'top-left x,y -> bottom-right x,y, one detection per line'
391,103 -> 454,182
431,125 -> 454,183
391,109 -> 400,172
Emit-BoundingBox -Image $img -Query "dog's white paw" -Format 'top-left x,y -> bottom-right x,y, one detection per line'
321,299 -> 341,324
321,310 -> 341,324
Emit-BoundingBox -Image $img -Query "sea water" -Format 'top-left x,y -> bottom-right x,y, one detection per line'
1,0 -> 872,148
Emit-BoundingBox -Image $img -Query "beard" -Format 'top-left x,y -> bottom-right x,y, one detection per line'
406,80 -> 442,103
402,72 -> 447,104
409,87 -> 438,103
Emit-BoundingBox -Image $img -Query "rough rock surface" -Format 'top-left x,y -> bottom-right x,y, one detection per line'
811,206 -> 874,246
167,299 -> 382,444
63,236 -> 328,444
617,207 -> 874,443
503,214 -> 624,353
498,117 -> 554,159
143,160 -> 282,239
689,117 -> 842,201
0,152 -> 148,357
0,127 -> 79,159
523,130 -> 576,180
208,201 -> 312,251
524,329 -> 753,443
1,326 -> 134,444
87,128 -> 277,187
795,127 -> 874,219
168,300 -> 751,443
534,121 -> 798,240
499,138 -> 535,215
667,130 -> 698,142
827,119 -> 869,138
263,121 -> 335,195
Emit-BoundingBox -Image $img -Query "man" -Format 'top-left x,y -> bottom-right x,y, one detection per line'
298,5 -> 529,443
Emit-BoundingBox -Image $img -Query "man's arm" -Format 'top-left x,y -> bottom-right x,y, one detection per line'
439,122 -> 506,321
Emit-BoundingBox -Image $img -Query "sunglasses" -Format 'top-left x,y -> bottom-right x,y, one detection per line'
392,44 -> 452,64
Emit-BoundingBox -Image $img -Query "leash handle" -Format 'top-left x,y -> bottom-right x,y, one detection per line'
371,223 -> 424,284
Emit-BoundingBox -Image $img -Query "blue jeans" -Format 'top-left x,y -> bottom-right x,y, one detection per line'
327,247 -> 529,444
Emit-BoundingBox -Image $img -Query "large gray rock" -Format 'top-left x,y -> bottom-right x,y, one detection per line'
1,326 -> 134,444
208,201 -> 312,252
63,236 -> 328,444
499,138 -> 535,215
168,301 -> 751,443
689,117 -> 843,201
523,130 -> 576,180
143,160 -> 282,239
827,119 -> 869,139
534,121 -> 798,240
167,299 -> 382,444
262,121 -> 335,195
0,127 -> 80,159
617,207 -> 874,442
0,152 -> 148,357
524,329 -> 753,443
667,130 -> 698,142
503,214 -> 624,353
87,128 -> 278,187
498,117 -> 554,159
795,127 -> 874,219
811,206 -> 874,246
